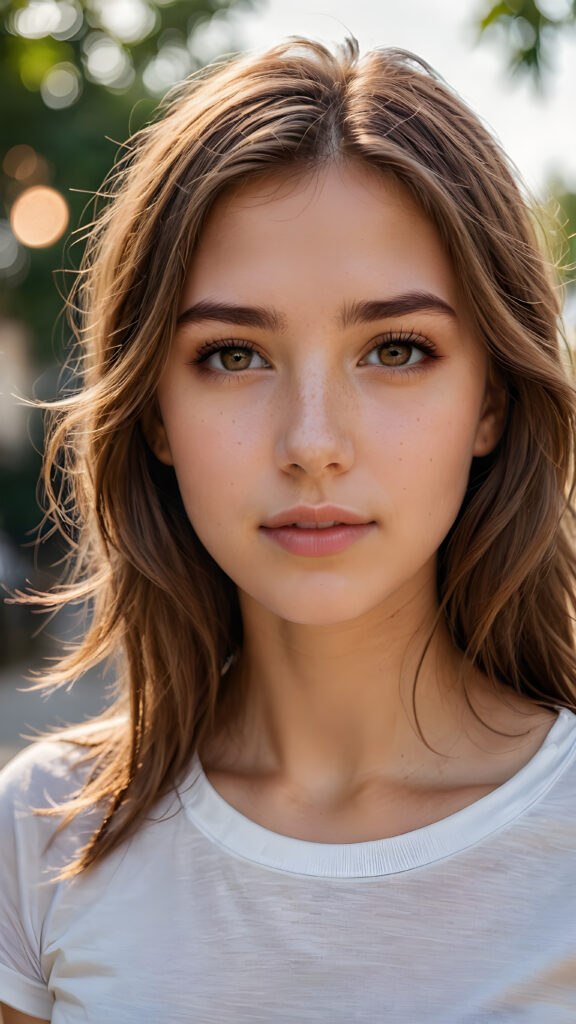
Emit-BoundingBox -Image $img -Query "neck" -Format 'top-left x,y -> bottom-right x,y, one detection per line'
206,585 -> 488,800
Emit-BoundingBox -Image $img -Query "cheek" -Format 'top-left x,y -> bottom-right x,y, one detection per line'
368,388 -> 483,520
162,398 -> 261,526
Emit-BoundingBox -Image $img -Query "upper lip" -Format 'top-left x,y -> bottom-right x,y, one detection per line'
261,505 -> 373,528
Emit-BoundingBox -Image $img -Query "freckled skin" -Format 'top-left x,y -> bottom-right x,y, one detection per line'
153,162 -> 502,629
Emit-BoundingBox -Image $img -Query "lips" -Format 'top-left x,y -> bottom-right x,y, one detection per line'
262,505 -> 372,529
260,519 -> 377,557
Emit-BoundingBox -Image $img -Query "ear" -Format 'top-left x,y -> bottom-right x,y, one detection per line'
140,403 -> 174,466
472,369 -> 508,458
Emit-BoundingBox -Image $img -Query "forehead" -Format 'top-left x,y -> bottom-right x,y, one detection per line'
184,160 -> 461,316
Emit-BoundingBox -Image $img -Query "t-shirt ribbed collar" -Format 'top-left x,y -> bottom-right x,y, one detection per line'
179,708 -> 576,878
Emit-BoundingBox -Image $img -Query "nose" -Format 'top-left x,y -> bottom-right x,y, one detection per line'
275,367 -> 355,477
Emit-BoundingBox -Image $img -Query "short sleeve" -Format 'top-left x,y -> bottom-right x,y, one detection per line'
0,741 -> 83,1019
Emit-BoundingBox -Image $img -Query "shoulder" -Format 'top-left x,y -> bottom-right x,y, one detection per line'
0,719 -> 126,870
0,741 -> 90,872
0,715 -> 127,807
0,725 -> 109,811
0,739 -> 90,809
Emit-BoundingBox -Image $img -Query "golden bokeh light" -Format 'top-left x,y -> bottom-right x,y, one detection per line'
3,144 -> 38,181
10,186 -> 69,248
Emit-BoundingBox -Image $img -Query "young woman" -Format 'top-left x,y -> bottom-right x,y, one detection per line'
1,35 -> 575,1023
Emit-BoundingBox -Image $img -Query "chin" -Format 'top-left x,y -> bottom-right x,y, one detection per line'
252,586 -> 384,627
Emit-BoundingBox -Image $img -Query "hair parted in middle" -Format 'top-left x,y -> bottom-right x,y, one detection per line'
32,35 -> 576,876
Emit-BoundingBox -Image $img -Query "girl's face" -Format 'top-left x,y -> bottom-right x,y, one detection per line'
150,161 -> 504,626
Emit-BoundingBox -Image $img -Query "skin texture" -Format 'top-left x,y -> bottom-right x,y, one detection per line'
149,160 -> 555,835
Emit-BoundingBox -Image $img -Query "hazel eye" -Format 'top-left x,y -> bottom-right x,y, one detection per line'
204,345 -> 268,371
363,340 -> 426,368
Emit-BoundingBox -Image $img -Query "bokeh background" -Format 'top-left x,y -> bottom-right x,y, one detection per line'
1,0 -> 575,767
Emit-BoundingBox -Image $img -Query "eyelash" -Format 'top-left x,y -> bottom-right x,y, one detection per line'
190,331 -> 439,378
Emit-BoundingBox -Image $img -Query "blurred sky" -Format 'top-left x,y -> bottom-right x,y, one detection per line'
203,0 -> 576,197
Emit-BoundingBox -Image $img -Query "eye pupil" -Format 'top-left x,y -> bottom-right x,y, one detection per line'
380,342 -> 411,366
222,348 -> 251,370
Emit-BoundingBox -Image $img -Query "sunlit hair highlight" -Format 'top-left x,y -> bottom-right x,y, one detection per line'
24,35 -> 576,877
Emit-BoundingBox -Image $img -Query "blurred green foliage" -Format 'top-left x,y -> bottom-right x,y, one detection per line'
477,0 -> 576,79
476,2 -> 576,305
554,185 -> 576,275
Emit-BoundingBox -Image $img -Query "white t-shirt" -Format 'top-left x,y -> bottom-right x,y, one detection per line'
1,708 -> 576,1023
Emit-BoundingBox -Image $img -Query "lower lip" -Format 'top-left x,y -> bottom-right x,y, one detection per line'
260,523 -> 376,557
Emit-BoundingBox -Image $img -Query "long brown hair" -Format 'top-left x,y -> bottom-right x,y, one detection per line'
23,36 -> 576,877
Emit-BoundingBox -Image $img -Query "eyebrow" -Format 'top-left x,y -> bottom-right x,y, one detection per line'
176,291 -> 457,332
